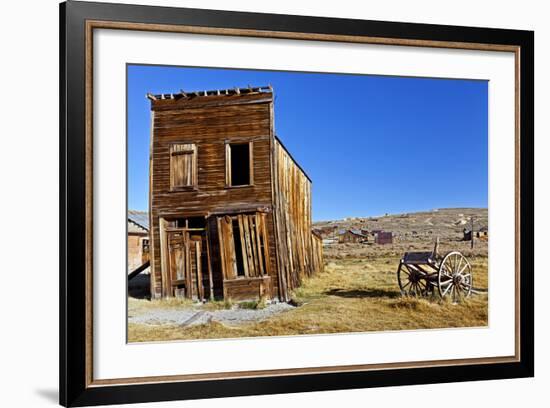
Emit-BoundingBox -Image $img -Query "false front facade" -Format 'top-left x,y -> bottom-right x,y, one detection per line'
147,86 -> 322,302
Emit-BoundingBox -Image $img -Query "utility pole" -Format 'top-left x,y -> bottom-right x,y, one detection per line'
470,216 -> 475,249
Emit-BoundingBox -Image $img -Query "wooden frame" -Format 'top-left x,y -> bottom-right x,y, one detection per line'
60,1 -> 534,406
169,142 -> 197,190
225,141 -> 254,188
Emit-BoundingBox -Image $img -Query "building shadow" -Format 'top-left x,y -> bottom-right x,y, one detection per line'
324,288 -> 401,299
128,273 -> 151,299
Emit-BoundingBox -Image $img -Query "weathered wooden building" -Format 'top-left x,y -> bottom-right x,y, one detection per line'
127,210 -> 150,272
463,226 -> 488,241
338,229 -> 369,243
147,86 -> 323,302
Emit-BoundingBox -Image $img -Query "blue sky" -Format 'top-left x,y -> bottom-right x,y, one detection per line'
128,64 -> 488,221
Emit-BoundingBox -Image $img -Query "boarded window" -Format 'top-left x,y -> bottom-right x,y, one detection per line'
226,142 -> 252,186
170,143 -> 197,189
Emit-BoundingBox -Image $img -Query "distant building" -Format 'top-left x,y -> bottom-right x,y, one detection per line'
339,229 -> 369,244
463,226 -> 488,241
128,210 -> 150,272
314,225 -> 338,237
374,231 -> 393,245
476,226 -> 489,239
322,238 -> 338,246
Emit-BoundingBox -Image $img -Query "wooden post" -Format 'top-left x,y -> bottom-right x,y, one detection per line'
205,224 -> 214,301
433,236 -> 439,258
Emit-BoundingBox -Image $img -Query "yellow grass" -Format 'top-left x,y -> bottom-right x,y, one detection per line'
128,255 -> 488,342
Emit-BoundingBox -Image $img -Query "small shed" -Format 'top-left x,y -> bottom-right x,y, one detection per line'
128,210 -> 150,272
463,226 -> 488,241
315,225 -> 338,237
339,229 -> 369,243
476,226 -> 489,239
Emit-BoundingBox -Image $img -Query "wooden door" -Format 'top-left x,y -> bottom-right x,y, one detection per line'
216,213 -> 271,281
166,229 -> 204,300
217,216 -> 238,280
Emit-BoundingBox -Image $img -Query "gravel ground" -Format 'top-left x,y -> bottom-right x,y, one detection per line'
129,302 -> 295,327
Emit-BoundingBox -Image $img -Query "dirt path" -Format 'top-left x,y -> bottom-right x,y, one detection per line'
129,302 -> 295,327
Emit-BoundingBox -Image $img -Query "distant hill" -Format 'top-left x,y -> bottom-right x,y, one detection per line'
313,208 -> 488,241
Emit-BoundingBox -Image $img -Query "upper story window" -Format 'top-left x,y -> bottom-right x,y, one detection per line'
226,142 -> 253,187
170,143 -> 197,189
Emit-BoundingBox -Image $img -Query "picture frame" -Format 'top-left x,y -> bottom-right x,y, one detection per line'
59,1 -> 534,406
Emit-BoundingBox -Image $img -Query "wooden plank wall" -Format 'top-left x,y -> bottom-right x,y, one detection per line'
272,139 -> 322,300
148,94 -> 278,298
311,233 -> 324,277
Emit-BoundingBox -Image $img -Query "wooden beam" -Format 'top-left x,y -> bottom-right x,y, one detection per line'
243,215 -> 255,277
128,260 -> 150,281
254,215 -> 264,276
237,215 -> 249,278
205,226 -> 214,301
185,236 -> 192,299
225,143 -> 232,187
195,241 -> 204,301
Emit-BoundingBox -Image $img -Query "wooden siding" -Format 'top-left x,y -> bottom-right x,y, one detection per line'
339,230 -> 368,243
311,233 -> 324,277
149,94 -> 278,298
127,233 -> 148,272
272,139 -> 322,301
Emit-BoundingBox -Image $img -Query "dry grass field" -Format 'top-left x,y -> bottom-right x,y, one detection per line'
128,208 -> 488,343
128,252 -> 488,343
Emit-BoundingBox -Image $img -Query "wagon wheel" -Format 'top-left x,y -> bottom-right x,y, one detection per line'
397,262 -> 430,297
437,251 -> 472,303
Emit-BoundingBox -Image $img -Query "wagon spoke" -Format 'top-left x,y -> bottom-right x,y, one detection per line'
456,256 -> 463,274
460,282 -> 470,291
454,288 -> 460,303
417,281 -> 427,295
442,281 -> 454,297
444,262 -> 454,274
458,263 -> 469,275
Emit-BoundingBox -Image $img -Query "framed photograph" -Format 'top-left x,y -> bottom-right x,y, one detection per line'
60,1 -> 534,406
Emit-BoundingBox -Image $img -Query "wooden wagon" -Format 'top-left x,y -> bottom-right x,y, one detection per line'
397,240 -> 473,303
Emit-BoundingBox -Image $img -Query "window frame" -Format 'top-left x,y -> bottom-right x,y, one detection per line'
169,142 -> 198,191
225,141 -> 254,188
